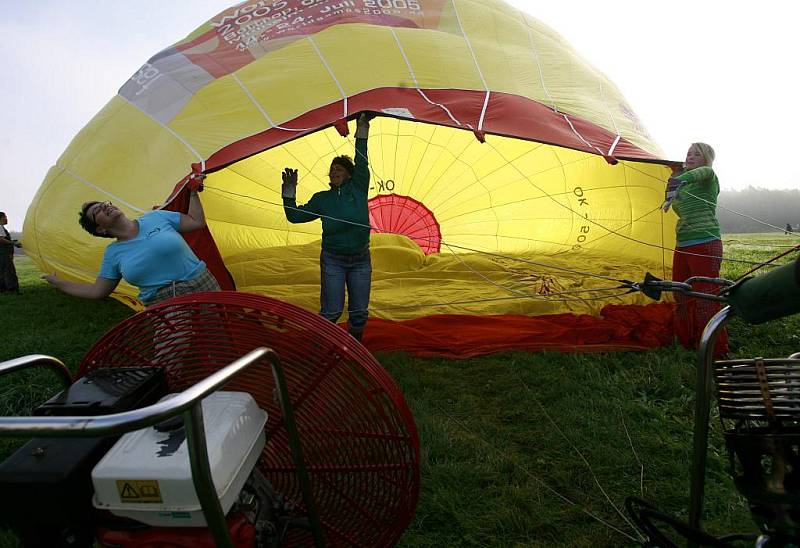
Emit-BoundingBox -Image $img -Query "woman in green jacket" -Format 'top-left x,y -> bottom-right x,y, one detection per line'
281,113 -> 372,341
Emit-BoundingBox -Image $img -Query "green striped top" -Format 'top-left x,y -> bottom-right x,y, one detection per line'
672,166 -> 720,245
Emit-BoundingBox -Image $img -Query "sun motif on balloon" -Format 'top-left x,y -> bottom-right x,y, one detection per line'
368,194 -> 441,255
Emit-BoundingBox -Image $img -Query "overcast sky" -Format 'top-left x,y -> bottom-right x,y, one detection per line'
1,1 -> 798,230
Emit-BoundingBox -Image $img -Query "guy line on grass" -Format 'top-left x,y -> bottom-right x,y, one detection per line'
515,373 -> 643,538
432,402 -> 644,544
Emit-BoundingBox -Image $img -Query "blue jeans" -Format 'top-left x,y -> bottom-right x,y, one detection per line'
320,247 -> 372,335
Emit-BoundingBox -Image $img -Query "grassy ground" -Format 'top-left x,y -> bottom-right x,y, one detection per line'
1,234 -> 798,546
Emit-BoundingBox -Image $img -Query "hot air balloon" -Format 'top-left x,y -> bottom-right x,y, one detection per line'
24,0 -> 675,357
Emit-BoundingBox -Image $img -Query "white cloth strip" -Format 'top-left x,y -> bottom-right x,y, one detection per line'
233,73 -> 277,128
451,0 -> 489,90
119,94 -> 203,163
306,36 -> 348,118
523,14 -> 559,113
561,114 -> 606,156
389,28 -> 420,88
598,79 -> 622,156
520,14 -> 606,156
388,28 -> 466,127
56,163 -> 146,213
609,135 -> 621,157
416,89 -> 467,127
478,91 -> 490,132
450,0 -> 490,130
231,73 -> 322,133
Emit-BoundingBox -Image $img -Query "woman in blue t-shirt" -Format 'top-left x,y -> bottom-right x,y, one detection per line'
43,175 -> 219,307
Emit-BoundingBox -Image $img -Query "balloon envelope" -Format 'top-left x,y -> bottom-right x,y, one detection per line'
24,0 -> 676,356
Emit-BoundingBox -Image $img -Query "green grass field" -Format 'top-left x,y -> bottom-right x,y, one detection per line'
1,234 -> 798,546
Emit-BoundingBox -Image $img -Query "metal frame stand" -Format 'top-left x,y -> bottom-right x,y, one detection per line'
687,305 -> 735,542
0,354 -> 72,387
0,348 -> 325,548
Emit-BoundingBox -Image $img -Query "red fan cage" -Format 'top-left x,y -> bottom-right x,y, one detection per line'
79,291 -> 420,547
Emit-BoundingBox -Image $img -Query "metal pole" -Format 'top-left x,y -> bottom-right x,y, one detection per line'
269,354 -> 325,548
185,402 -> 233,548
688,305 -> 734,540
0,348 -> 271,437
0,354 -> 72,387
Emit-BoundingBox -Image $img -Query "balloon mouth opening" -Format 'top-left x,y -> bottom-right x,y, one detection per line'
368,194 -> 441,254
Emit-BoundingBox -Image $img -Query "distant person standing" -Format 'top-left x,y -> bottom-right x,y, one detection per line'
662,143 -> 728,357
0,212 -> 21,295
786,223 -> 793,234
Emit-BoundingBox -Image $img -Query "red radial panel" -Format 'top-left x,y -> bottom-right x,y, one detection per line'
79,291 -> 419,547
368,194 -> 441,255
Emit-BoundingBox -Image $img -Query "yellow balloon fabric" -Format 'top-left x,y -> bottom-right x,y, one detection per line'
24,0 -> 676,349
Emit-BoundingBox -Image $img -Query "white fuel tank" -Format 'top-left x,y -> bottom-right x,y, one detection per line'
92,391 -> 267,527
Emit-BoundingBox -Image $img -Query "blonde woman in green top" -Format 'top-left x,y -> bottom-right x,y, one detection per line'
663,142 -> 728,356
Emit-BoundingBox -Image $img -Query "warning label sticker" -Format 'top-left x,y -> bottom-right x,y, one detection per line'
116,480 -> 163,503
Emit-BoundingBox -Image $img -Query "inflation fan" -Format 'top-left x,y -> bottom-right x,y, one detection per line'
0,292 -> 420,547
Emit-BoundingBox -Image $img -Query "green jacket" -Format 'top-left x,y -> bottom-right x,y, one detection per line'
283,138 -> 370,253
673,166 -> 720,245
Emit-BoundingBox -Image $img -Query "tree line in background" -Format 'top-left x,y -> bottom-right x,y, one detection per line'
718,187 -> 800,234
